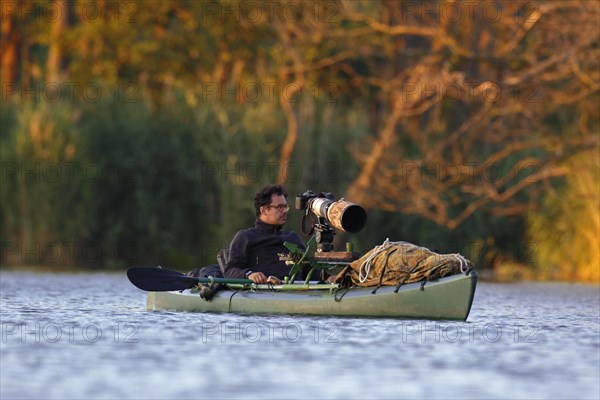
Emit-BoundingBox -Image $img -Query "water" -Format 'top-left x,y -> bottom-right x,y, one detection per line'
1,270 -> 598,400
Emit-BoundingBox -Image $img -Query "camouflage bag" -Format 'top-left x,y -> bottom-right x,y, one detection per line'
338,239 -> 473,287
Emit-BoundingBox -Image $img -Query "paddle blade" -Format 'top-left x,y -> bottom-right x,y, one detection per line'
127,267 -> 198,291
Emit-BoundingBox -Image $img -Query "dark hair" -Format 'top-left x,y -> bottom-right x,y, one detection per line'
254,185 -> 288,216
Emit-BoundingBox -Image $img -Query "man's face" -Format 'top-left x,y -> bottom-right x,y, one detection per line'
259,194 -> 290,226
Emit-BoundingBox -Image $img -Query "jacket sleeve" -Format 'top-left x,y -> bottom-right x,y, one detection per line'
223,230 -> 251,279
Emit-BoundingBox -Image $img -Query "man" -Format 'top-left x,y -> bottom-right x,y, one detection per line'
222,184 -> 305,284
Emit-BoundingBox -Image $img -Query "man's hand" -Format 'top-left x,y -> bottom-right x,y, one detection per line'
247,271 -> 268,283
247,272 -> 281,284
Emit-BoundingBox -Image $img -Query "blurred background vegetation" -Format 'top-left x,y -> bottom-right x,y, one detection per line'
1,0 -> 598,281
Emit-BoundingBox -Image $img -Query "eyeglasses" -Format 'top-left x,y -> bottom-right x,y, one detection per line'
266,204 -> 290,211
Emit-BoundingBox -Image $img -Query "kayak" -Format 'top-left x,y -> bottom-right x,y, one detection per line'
146,270 -> 478,321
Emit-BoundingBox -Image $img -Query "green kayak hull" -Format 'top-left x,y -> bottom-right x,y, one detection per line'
147,271 -> 477,321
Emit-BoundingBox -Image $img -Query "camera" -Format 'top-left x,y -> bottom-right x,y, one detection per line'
295,190 -> 367,237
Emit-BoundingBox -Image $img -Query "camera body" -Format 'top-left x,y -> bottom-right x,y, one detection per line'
295,190 -> 320,210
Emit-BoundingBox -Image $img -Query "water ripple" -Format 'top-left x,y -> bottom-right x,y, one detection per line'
1,271 -> 599,399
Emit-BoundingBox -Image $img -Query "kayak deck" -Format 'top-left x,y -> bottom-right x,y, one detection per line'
147,271 -> 477,321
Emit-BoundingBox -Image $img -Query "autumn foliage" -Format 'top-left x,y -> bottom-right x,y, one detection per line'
1,1 -> 598,280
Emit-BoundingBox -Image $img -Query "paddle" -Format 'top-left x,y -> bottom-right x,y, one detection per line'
127,267 -> 252,292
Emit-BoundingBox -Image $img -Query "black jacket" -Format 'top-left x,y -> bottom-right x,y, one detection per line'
223,219 -> 305,279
